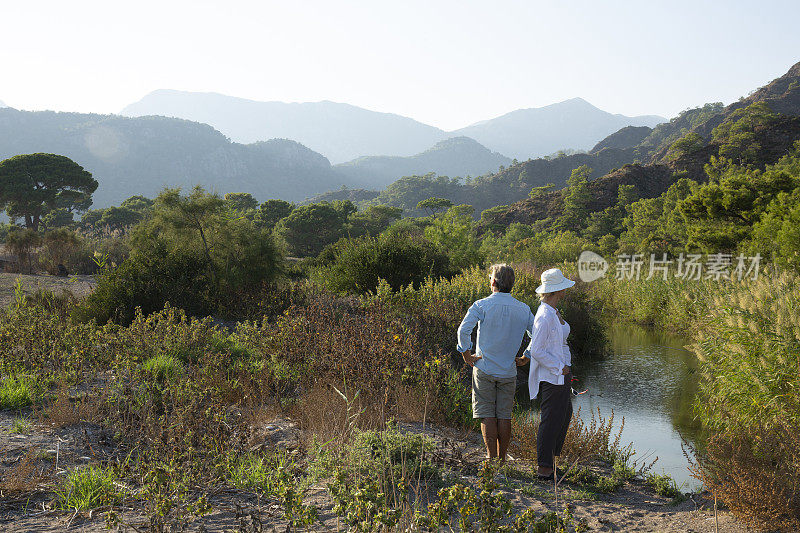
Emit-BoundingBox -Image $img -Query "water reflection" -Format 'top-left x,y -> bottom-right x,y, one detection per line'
573,323 -> 702,490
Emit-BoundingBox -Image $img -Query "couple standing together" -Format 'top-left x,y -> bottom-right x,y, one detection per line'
457,264 -> 575,480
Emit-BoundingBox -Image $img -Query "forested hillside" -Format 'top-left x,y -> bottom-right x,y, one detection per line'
373,146 -> 635,215
482,61 -> 800,232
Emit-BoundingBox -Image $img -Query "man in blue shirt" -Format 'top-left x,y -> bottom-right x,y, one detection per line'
457,264 -> 534,463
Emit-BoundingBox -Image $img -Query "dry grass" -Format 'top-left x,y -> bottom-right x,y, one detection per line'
690,423 -> 800,532
38,388 -> 101,428
512,407 -> 631,468
0,449 -> 51,495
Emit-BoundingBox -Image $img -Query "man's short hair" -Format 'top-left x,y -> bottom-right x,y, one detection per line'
491,263 -> 515,293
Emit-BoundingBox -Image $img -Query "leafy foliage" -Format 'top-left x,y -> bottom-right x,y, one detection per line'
314,234 -> 452,293
557,165 -> 592,231
274,201 -> 350,257
0,153 -> 97,231
416,196 -> 453,218
5,228 -> 42,273
256,199 -> 294,231
76,187 -> 282,323
424,204 -> 484,270
712,102 -> 779,164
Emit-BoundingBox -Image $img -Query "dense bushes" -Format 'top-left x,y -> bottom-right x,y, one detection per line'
75,187 -> 282,324
686,273 -> 800,529
73,239 -> 215,324
366,265 -> 608,368
313,234 -> 453,294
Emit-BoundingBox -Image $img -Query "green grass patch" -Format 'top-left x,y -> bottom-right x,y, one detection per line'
520,484 -> 553,500
141,354 -> 184,383
56,465 -> 123,510
612,459 -> 637,480
352,427 -> 440,481
0,376 -> 36,409
567,488 -> 599,501
227,451 -> 292,493
646,473 -> 685,501
565,466 -> 624,493
10,416 -> 33,434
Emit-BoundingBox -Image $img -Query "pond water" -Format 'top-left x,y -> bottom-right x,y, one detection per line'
572,323 -> 702,490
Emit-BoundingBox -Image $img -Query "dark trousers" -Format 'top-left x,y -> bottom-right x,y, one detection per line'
537,375 -> 573,468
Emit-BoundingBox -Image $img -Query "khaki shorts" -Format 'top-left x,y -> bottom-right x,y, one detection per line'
472,367 -> 516,420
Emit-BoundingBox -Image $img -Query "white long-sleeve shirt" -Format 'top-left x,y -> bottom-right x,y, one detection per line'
525,301 -> 571,399
456,292 -> 535,379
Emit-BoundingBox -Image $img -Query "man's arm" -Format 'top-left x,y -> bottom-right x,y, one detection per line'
457,302 -> 483,367
515,309 -> 537,366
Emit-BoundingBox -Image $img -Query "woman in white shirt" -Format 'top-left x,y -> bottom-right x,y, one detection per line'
519,268 -> 575,480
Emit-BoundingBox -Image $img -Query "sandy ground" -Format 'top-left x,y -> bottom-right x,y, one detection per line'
0,272 -> 96,307
0,407 -> 760,533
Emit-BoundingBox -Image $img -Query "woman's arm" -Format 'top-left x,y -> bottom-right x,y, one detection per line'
524,310 -> 565,374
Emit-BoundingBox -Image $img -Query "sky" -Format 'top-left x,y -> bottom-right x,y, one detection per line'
1,0 -> 799,131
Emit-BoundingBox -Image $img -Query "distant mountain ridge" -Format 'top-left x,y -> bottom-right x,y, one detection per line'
121,90 -> 446,164
121,91 -> 666,163
334,137 -> 511,188
0,108 -> 349,207
451,98 -> 664,160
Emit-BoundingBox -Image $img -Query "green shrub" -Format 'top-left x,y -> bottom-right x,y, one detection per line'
507,230 -> 594,266
73,241 -> 214,325
226,451 -> 291,493
74,187 -> 282,324
352,427 -> 439,480
612,459 -> 636,480
10,417 -> 33,434
314,234 -> 453,294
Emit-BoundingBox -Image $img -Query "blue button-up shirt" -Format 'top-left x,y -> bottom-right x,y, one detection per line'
456,291 -> 535,379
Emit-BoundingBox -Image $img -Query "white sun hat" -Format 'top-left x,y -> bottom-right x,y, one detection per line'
535,268 -> 576,294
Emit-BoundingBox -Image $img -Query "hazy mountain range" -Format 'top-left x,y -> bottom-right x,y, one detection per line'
0,109 -> 345,206
7,60 -> 797,215
452,98 -> 663,161
334,137 -> 511,188
121,91 -> 665,163
0,108 -> 516,207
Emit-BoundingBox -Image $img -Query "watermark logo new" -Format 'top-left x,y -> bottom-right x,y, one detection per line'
578,251 -> 608,282
576,250 -> 760,282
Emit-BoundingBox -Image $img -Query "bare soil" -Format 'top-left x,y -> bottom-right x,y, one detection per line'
0,408 -> 758,532
0,272 -> 96,307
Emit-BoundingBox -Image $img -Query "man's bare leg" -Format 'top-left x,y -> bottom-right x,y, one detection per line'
481,417 -> 499,458
497,419 -> 512,463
